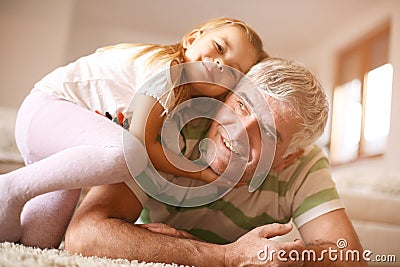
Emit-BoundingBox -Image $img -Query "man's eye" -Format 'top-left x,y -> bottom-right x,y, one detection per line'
237,101 -> 247,112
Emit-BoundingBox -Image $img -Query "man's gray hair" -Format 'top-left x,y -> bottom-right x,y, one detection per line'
246,57 -> 329,156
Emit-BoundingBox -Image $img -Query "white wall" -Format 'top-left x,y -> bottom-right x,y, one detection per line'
295,0 -> 400,172
64,0 -> 180,64
0,0 -> 179,109
0,0 -> 75,108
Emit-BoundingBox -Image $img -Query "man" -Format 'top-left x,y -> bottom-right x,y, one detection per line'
65,58 -> 365,266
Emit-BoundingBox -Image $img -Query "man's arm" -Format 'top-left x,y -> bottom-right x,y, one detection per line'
65,183 -> 225,266
299,209 -> 367,266
65,183 -> 304,266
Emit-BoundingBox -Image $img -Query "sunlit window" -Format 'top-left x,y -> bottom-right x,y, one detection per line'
330,22 -> 392,165
363,64 -> 393,155
330,80 -> 362,164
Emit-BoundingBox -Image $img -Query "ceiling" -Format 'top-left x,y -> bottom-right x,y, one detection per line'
71,0 -> 386,59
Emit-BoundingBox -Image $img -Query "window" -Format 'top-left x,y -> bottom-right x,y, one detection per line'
330,22 -> 393,165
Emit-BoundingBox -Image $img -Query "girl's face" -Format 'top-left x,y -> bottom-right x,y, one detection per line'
182,25 -> 259,97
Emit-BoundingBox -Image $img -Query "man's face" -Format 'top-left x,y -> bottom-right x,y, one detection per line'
205,82 -> 300,182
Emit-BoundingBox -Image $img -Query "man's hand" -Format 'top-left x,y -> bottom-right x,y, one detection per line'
224,223 -> 305,266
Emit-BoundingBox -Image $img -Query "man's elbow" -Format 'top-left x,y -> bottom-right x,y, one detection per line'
64,216 -> 96,256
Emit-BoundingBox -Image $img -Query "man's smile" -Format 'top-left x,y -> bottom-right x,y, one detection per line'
222,138 -> 237,153
217,126 -> 236,154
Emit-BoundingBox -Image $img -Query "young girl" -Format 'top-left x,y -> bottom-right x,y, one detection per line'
0,17 -> 268,248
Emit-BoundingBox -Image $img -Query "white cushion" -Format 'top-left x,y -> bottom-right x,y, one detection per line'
333,168 -> 400,225
0,106 -> 23,162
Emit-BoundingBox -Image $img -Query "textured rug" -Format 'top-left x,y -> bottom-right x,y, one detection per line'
0,242 -> 190,267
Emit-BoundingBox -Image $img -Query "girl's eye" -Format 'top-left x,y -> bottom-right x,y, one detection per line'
215,41 -> 223,54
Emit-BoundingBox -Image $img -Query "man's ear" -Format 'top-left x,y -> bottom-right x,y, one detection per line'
273,149 -> 305,172
183,29 -> 201,49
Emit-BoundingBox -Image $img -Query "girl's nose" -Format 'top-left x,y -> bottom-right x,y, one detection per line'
214,59 -> 223,71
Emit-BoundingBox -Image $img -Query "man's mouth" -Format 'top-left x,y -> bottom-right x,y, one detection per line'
218,126 -> 240,155
217,125 -> 250,160
222,137 -> 237,153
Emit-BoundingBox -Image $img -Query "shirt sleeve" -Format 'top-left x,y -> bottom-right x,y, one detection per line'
124,179 -> 149,206
290,150 -> 345,228
136,62 -> 176,113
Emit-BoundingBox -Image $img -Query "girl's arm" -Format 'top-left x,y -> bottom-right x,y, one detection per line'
129,93 -> 218,183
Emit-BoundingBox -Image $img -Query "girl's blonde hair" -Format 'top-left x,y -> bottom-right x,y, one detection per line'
99,17 -> 268,112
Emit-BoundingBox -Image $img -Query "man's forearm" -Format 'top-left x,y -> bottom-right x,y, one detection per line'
65,184 -> 304,266
65,216 -> 225,267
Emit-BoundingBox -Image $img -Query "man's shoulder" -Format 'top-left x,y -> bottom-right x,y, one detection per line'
295,145 -> 329,171
274,145 -> 330,185
289,146 -> 343,227
302,144 -> 327,159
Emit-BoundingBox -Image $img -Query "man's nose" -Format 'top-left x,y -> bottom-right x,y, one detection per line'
244,117 -> 259,135
226,116 -> 259,140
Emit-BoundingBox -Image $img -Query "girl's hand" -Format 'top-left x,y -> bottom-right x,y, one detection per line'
199,168 -> 220,183
199,167 -> 250,188
199,168 -> 237,187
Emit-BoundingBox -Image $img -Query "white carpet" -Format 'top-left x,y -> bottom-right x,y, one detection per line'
0,242 -> 189,267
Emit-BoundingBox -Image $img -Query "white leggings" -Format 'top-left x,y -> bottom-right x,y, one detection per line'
10,89 -> 146,247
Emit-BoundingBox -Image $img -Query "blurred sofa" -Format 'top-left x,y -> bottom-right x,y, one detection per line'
332,167 -> 400,260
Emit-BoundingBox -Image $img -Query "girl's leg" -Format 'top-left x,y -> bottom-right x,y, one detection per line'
20,189 -> 81,248
0,90 -> 147,247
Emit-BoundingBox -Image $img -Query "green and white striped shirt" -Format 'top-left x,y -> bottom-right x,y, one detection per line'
126,118 -> 343,244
